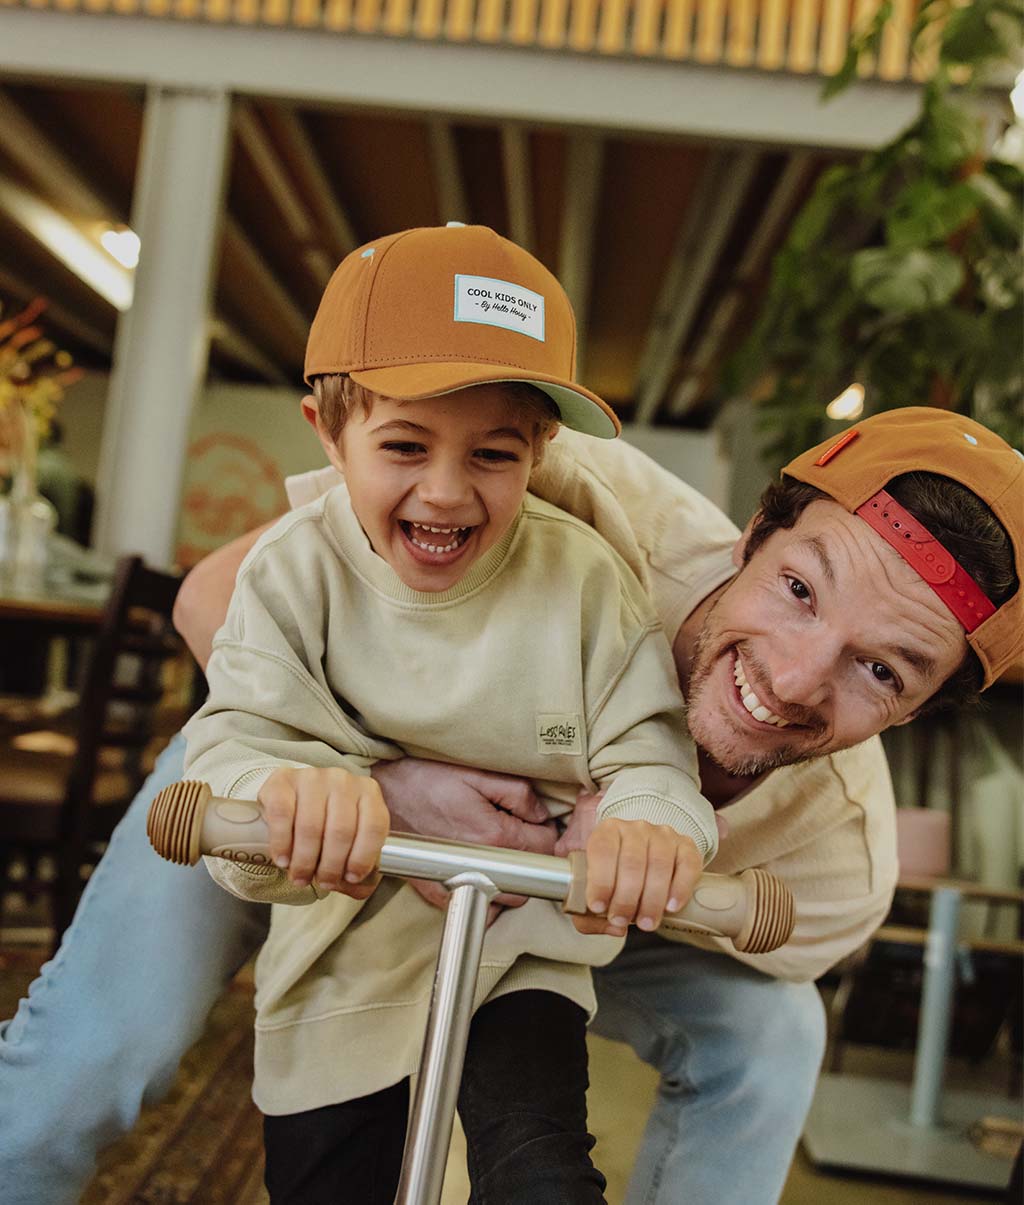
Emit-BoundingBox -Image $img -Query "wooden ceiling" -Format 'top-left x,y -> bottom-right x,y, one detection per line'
0,79 -> 838,428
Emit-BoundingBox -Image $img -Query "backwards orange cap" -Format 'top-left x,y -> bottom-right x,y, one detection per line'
304,223 -> 619,439
783,407 -> 1023,688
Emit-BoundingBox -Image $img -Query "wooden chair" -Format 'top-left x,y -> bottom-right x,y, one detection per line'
0,555 -> 183,946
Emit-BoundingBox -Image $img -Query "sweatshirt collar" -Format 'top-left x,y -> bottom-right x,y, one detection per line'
324,483 -> 524,604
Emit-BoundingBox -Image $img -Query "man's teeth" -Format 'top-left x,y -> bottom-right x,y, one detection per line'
733,655 -> 790,727
406,523 -> 470,553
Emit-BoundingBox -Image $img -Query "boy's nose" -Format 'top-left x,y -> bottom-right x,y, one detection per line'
417,463 -> 473,509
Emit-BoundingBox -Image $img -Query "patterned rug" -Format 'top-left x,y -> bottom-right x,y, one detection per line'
1,947 -> 268,1205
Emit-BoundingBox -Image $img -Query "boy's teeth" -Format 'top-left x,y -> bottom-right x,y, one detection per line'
405,522 -> 469,554
732,653 -> 790,728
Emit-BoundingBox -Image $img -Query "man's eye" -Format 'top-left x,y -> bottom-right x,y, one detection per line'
787,576 -> 811,602
869,662 -> 896,685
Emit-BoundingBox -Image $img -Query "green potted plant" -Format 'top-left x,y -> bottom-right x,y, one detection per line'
729,0 -> 1023,469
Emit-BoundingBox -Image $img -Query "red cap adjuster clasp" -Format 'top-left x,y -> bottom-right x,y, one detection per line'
855,489 -> 996,633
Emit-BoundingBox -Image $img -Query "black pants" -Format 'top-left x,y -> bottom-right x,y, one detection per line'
263,990 -> 607,1204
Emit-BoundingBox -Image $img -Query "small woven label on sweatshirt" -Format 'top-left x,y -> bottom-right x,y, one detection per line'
454,275 -> 546,342
536,713 -> 582,755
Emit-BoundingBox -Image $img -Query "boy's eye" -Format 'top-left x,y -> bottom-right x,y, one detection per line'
381,441 -> 425,456
474,448 -> 521,463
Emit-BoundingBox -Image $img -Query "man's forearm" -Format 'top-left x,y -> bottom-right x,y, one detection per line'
173,520 -> 278,670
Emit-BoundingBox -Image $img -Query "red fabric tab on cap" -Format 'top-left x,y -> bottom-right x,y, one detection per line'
814,428 -> 860,466
855,489 -> 996,633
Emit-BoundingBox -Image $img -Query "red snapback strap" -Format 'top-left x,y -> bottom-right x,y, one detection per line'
855,489 -> 996,633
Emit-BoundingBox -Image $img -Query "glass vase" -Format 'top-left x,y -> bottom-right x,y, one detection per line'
0,399 -> 57,589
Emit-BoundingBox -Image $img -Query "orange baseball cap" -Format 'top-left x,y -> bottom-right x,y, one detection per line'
304,223 -> 620,439
784,406 -> 1023,688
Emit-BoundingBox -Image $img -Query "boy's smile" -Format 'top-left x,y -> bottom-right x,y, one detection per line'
398,520 -> 475,561
323,385 -> 537,593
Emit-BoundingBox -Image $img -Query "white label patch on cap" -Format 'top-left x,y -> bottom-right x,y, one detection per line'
454,275 -> 545,342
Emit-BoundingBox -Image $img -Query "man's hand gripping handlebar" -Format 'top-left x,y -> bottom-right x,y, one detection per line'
147,781 -> 796,954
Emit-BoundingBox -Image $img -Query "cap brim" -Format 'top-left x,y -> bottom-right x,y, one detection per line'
349,362 -> 620,439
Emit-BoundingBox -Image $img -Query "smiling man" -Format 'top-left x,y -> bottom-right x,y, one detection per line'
1,405 -> 1021,1205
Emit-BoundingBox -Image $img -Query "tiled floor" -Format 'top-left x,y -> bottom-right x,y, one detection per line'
1,945 -> 1017,1202
437,1033 -> 1017,1203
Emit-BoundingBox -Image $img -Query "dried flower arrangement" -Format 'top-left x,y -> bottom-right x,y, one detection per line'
0,297 -> 83,495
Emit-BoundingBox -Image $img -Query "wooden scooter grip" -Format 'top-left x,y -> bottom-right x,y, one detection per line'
148,781 -> 795,954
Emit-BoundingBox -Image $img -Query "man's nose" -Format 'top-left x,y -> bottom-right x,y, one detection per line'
764,637 -> 835,709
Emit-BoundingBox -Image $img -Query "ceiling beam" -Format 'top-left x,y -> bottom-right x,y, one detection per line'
208,316 -> 292,384
0,171 -> 134,312
428,119 -> 469,225
0,11 -> 926,151
0,263 -> 113,357
0,171 -> 290,382
261,105 -> 358,263
632,149 -> 759,425
558,131 -> 603,374
0,95 -> 294,386
501,124 -> 534,254
669,151 -> 816,417
220,214 -> 310,354
0,86 -> 123,223
234,102 -> 334,290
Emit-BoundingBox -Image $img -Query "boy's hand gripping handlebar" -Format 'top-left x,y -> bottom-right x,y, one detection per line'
147,781 -> 795,952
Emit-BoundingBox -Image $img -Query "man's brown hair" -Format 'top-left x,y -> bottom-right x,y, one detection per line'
743,473 -> 1019,714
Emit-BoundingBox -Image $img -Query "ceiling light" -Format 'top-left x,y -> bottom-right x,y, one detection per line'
100,226 -> 141,270
0,174 -> 133,311
826,383 -> 865,421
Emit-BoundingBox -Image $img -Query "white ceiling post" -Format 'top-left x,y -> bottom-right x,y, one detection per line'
94,85 -> 231,568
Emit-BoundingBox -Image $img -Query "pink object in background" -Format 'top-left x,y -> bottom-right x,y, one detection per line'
895,807 -> 952,879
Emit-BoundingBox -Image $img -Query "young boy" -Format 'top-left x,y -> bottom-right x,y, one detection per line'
184,223 -> 718,1203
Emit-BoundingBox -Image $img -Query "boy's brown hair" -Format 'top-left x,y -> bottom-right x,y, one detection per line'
311,375 -> 561,464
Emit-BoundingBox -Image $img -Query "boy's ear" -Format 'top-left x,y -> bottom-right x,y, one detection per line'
300,394 -> 345,474
732,513 -> 760,569
300,395 -> 320,431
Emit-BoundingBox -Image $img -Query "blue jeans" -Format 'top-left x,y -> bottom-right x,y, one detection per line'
0,734 -> 825,1205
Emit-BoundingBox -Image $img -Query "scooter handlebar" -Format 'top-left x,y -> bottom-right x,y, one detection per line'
147,780 -> 795,954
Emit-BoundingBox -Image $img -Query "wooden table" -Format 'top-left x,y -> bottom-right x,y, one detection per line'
0,535 -> 114,630
0,537 -> 115,708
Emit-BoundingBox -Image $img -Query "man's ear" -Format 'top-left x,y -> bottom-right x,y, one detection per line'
732,513 -> 760,569
300,394 -> 345,474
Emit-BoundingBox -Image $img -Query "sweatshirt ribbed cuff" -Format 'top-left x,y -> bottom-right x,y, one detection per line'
597,793 -> 717,862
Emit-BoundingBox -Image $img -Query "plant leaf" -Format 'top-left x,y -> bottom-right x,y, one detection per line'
885,179 -> 978,248
851,247 -> 965,312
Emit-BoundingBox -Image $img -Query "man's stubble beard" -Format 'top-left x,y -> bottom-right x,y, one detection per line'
684,601 -> 827,779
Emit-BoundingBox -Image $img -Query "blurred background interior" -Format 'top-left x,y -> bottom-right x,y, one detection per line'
0,0 -> 1021,1199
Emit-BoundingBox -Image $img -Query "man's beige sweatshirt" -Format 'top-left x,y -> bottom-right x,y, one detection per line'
184,484 -> 718,1114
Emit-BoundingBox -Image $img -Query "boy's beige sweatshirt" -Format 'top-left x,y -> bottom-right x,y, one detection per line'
288,430 -> 900,988
184,485 -> 718,1115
